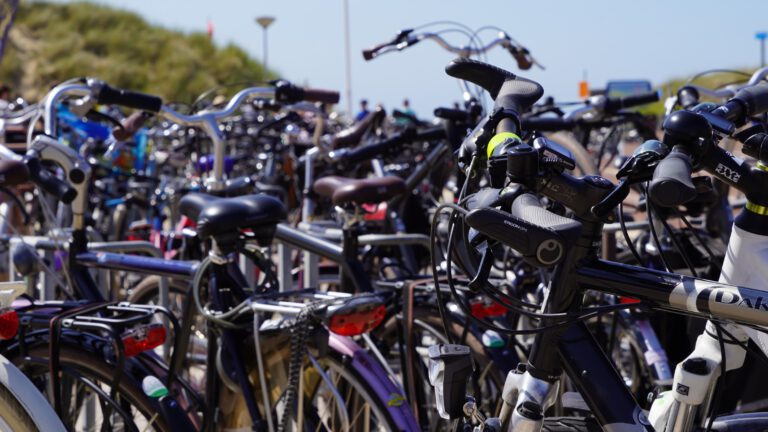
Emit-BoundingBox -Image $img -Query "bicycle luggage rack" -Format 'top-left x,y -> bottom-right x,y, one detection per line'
14,300 -> 179,424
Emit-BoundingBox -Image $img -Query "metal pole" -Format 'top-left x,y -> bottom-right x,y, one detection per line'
263,27 -> 269,73
343,0 -> 353,117
256,16 -> 275,78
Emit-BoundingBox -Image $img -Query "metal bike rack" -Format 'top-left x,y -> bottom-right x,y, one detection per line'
6,237 -> 170,310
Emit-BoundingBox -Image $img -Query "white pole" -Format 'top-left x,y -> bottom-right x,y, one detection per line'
343,0 -> 353,118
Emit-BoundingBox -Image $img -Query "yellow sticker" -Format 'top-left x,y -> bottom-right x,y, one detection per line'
387,393 -> 406,407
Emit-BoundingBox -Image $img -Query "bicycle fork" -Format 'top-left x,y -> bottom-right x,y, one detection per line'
648,321 -> 747,432
498,365 -> 560,432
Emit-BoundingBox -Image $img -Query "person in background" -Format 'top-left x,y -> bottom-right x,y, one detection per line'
395,98 -> 417,125
355,99 -> 370,122
402,98 -> 416,118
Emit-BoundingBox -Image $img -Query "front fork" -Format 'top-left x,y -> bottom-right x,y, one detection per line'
498,365 -> 560,432
648,321 -> 747,432
650,223 -> 759,432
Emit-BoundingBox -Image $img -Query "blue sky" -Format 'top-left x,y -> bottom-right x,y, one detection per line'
51,0 -> 768,116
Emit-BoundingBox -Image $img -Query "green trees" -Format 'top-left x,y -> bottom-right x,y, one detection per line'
0,1 -> 270,103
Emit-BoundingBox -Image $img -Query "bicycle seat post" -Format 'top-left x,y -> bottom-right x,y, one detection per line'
338,205 -> 365,293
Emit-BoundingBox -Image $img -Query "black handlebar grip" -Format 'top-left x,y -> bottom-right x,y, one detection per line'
521,117 -> 575,132
301,88 -> 341,104
677,86 -> 700,109
415,126 -> 446,141
732,84 -> 768,117
648,147 -> 696,207
363,41 -> 392,61
25,158 -> 77,204
96,84 -> 162,113
342,129 -> 415,165
604,91 -> 660,112
434,107 -> 467,121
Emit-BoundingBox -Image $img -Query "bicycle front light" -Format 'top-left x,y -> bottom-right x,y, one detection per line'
428,344 -> 473,420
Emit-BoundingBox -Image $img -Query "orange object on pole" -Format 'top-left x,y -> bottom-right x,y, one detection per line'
578,80 -> 589,98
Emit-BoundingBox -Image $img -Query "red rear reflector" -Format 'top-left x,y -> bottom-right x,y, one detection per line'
471,300 -> 508,319
619,296 -> 641,304
328,304 -> 386,336
122,324 -> 166,357
0,310 -> 18,340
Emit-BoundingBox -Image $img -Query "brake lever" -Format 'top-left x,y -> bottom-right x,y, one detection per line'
590,178 -> 631,219
468,246 -> 494,292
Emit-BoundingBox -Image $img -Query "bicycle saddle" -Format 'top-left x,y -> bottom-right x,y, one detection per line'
332,108 -> 386,148
313,175 -> 406,205
179,192 -> 286,245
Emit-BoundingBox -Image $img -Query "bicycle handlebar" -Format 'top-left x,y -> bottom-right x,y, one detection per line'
363,30 -> 542,70
92,80 -> 163,112
25,156 -> 77,204
673,66 -> 768,106
648,146 -> 696,207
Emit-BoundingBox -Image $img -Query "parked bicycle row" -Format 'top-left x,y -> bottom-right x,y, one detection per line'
0,21 -> 766,432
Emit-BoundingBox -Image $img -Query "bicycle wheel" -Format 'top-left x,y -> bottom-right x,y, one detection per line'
375,304 -> 506,430
219,332 -> 407,431
8,341 -> 177,432
301,351 -> 402,431
0,354 -> 66,432
545,132 -> 598,176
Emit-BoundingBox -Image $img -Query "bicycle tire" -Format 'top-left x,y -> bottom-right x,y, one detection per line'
376,304 -> 506,429
0,354 -> 66,432
545,132 -> 598,175
301,350 -> 404,431
8,341 -> 176,431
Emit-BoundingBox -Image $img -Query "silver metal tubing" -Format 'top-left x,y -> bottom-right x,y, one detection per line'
275,224 -> 345,263
88,241 -> 164,257
43,83 -> 91,136
602,221 -> 648,234
358,233 -> 431,248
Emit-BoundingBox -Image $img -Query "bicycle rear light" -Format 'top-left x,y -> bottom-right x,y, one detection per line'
470,298 -> 509,319
122,323 -> 166,357
0,310 -> 19,340
428,344 -> 473,420
327,297 -> 386,336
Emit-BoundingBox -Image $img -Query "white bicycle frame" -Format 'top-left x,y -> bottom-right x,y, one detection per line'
646,222 -> 768,431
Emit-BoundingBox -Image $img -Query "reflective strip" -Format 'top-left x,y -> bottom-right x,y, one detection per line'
746,163 -> 768,214
487,132 -> 521,158
746,201 -> 768,215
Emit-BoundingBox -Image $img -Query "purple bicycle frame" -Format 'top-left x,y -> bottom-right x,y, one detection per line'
330,334 -> 420,431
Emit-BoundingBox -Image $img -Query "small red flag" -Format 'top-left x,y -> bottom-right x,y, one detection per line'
207,19 -> 214,39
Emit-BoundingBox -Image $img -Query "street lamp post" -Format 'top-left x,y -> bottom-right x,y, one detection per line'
757,32 -> 767,68
256,16 -> 276,76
